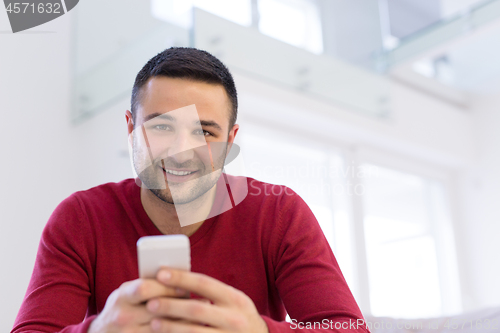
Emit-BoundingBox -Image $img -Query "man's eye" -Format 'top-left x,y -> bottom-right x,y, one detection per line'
153,125 -> 171,131
194,129 -> 212,136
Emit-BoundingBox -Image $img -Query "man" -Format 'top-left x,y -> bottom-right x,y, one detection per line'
12,47 -> 369,333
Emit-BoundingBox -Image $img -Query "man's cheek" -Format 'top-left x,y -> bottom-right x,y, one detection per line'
207,142 -> 228,170
193,145 -> 216,172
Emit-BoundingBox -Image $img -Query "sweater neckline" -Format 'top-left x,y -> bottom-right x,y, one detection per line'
128,178 -> 216,247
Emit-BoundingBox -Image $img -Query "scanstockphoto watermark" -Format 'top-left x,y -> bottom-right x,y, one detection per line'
290,318 -> 500,331
248,179 -> 367,196
289,318 -> 369,330
247,161 -> 380,197
248,162 -> 380,181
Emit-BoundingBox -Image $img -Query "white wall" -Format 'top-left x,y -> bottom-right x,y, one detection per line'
457,92 -> 500,310
0,6 -> 490,331
0,10 -> 75,332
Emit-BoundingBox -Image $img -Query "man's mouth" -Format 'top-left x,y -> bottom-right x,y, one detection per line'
163,168 -> 196,176
161,167 -> 199,182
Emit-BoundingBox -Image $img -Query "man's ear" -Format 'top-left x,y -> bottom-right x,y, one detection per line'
126,110 -> 135,149
226,124 -> 239,156
125,110 -> 134,135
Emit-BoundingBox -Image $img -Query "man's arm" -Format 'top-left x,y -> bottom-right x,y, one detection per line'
11,194 -> 190,333
11,195 -> 97,333
263,190 -> 370,333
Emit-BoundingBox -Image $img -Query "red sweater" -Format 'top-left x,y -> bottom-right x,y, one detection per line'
12,177 -> 368,333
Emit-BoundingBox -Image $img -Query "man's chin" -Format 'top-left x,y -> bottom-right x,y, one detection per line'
148,188 -> 175,205
139,168 -> 222,204
148,185 -> 210,205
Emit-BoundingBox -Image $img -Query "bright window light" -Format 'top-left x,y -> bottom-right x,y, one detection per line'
258,0 -> 323,54
365,217 -> 442,318
151,0 -> 252,28
360,164 -> 459,318
413,58 -> 436,78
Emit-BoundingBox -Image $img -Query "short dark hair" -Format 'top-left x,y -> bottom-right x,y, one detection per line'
131,47 -> 238,129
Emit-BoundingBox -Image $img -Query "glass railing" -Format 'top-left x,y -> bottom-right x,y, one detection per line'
192,9 -> 390,118
72,2 -> 391,123
73,22 -> 189,122
377,0 -> 500,69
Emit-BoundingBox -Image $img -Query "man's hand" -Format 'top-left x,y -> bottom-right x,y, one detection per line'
87,277 -> 186,333
145,268 -> 270,333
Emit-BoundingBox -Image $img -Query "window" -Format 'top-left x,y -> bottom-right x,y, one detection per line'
360,165 -> 460,317
151,0 -> 252,28
257,0 -> 323,54
151,0 -> 323,54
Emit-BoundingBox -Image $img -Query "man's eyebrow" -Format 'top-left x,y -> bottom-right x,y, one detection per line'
197,120 -> 223,132
143,113 -> 175,122
142,113 -> 222,132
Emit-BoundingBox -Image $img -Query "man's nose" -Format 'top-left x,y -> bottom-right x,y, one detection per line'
166,132 -> 197,164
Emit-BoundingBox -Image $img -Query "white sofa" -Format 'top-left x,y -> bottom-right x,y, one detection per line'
364,307 -> 500,333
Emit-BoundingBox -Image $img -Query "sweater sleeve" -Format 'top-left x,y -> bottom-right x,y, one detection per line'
11,194 -> 97,333
265,190 -> 369,333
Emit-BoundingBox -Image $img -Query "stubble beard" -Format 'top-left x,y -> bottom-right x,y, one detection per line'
132,138 -> 227,205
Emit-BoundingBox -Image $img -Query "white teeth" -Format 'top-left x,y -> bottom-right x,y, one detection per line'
164,169 -> 194,176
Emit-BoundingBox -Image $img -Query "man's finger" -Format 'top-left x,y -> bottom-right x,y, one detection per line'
151,317 -> 219,333
134,324 -> 155,333
120,278 -> 185,305
146,297 -> 234,328
156,269 -> 241,306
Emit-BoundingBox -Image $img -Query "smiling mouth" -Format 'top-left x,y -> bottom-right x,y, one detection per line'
162,167 -> 197,176
161,167 -> 198,180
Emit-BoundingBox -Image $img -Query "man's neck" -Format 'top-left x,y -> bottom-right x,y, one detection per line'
140,186 -> 217,237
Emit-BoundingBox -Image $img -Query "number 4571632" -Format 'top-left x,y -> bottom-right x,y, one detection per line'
5,2 -> 61,14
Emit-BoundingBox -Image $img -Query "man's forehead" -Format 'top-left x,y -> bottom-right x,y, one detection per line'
141,104 -> 199,123
142,77 -> 228,105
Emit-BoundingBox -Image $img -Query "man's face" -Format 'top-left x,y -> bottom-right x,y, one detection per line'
126,77 -> 238,205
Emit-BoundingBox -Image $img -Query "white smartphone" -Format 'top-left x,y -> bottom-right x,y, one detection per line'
137,234 -> 191,279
